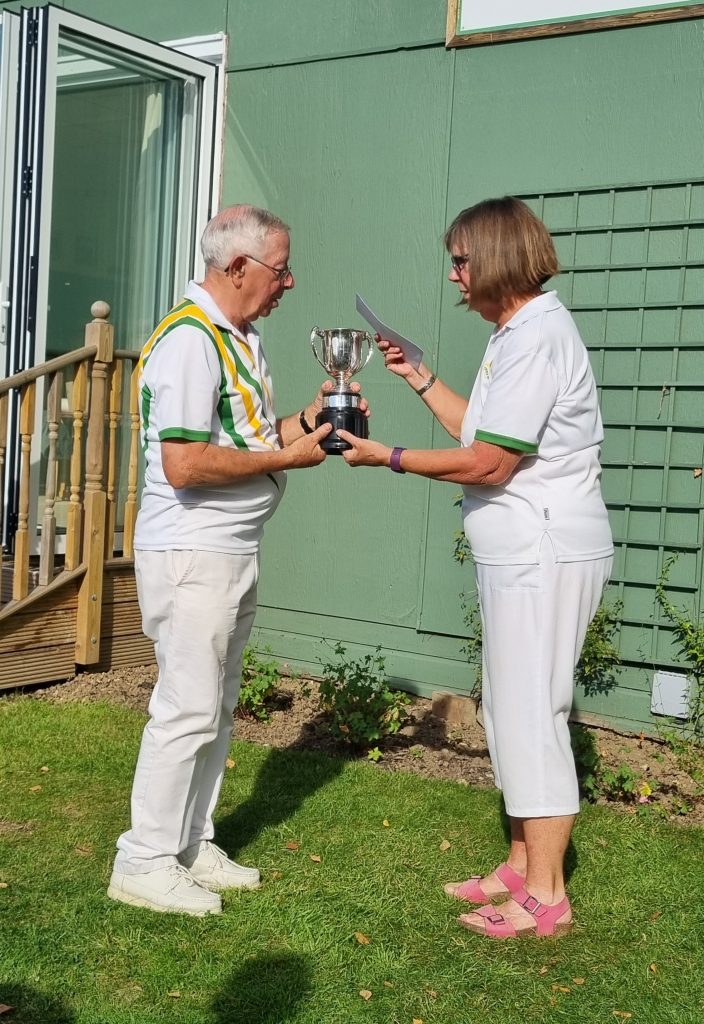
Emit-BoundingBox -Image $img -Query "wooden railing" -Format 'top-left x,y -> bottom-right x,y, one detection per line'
0,301 -> 141,664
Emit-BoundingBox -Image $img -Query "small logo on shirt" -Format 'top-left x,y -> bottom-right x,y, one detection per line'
483,360 -> 492,380
543,507 -> 550,521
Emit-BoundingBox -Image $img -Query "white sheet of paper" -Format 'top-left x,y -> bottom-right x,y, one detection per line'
355,293 -> 423,370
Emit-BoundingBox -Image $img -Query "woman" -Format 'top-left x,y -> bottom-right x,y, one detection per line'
338,196 -> 613,938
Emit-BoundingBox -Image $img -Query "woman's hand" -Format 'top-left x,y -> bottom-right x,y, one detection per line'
337,430 -> 392,468
376,334 -> 429,391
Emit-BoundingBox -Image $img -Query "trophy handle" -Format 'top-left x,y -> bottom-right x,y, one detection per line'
360,331 -> 375,371
310,327 -> 328,373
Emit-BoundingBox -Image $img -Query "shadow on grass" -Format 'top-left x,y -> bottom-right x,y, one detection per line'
0,985 -> 75,1023
211,952 -> 312,1023
219,745 -> 347,859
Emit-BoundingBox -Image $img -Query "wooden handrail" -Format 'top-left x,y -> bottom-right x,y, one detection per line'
0,345 -> 97,395
1,300 -> 146,671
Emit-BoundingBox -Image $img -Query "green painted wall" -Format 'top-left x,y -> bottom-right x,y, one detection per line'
6,0 -> 704,731
223,15 -> 704,732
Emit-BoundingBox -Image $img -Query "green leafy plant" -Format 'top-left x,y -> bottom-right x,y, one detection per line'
599,763 -> 639,801
570,723 -> 602,801
318,642 -> 410,748
367,746 -> 383,763
570,725 -> 652,805
237,645 -> 281,722
660,727 -> 704,792
452,497 -> 622,703
575,599 -> 623,697
459,592 -> 483,700
656,555 -> 704,737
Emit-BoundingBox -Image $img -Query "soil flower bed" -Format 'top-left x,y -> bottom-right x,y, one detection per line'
36,665 -> 704,824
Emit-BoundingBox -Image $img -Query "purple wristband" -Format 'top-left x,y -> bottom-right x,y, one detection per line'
389,447 -> 406,474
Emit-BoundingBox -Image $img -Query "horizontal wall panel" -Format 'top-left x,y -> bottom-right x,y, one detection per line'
524,179 -> 704,692
96,633 -> 154,671
100,603 -> 143,639
0,645 -> 76,690
226,46 -> 452,630
252,619 -> 658,733
0,580 -> 79,652
0,608 -> 76,653
102,566 -> 139,605
226,0 -> 443,71
61,0 -> 227,44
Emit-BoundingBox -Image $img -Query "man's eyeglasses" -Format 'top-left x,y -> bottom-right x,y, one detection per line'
244,253 -> 293,283
450,253 -> 470,272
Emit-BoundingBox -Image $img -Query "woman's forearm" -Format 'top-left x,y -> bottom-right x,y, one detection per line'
394,442 -> 523,487
401,364 -> 467,441
417,377 -> 468,441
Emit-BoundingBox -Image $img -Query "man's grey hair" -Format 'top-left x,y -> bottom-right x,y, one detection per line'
201,204 -> 290,270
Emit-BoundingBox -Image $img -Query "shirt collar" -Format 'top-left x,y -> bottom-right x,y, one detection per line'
498,290 -> 561,334
185,280 -> 255,339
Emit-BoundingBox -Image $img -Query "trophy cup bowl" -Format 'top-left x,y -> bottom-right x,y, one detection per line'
310,327 -> 374,454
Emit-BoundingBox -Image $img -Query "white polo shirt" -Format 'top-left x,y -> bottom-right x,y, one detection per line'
134,282 -> 286,554
460,291 -> 613,565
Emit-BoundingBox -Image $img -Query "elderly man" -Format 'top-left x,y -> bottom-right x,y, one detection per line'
108,205 -> 342,916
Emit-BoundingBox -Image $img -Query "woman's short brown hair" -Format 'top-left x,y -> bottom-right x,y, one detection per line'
444,197 -> 558,306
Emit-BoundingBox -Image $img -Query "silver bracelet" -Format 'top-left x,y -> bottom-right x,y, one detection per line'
415,373 -> 437,397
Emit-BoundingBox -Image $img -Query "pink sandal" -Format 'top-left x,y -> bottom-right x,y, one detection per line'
458,887 -> 572,938
443,862 -> 526,905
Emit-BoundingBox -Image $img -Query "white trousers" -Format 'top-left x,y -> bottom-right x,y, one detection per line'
475,539 -> 612,818
115,549 -> 258,873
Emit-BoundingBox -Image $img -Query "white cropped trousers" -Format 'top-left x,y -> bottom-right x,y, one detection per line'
115,548 -> 258,874
475,539 -> 612,819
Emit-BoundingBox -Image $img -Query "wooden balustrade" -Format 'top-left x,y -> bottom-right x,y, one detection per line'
65,360 -> 88,572
38,371 -> 62,586
123,359 -> 140,559
12,382 -> 36,601
1,302 -> 143,668
105,358 -> 123,557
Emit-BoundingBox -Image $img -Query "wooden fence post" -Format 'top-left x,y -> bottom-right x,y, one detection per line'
75,302 -> 113,665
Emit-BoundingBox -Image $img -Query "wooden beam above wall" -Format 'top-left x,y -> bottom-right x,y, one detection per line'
446,0 -> 704,47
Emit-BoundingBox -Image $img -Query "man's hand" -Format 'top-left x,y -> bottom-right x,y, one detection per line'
285,422 -> 333,467
305,380 -> 371,424
337,430 -> 391,468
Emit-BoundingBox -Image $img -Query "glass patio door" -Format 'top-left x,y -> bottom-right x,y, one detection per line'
0,11 -> 19,369
2,6 -> 217,547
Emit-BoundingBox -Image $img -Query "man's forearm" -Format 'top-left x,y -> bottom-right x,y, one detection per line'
277,406 -> 315,447
161,440 -> 293,489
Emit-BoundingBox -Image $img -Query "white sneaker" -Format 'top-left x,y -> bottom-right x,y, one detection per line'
107,862 -> 222,916
179,841 -> 261,892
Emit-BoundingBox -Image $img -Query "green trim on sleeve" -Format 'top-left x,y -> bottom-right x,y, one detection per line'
158,427 -> 212,442
474,429 -> 538,454
140,384 -> 153,453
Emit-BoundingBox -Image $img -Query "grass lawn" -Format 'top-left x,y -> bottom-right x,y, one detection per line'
1,698 -> 703,1024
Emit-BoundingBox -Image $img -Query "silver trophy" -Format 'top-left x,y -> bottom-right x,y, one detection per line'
310,327 -> 374,453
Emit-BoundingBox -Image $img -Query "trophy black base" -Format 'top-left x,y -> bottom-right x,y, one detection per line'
315,406 -> 368,454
